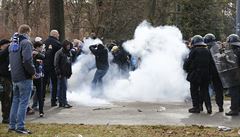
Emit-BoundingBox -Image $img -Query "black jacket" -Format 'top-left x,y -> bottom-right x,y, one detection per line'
0,47 -> 11,79
184,46 -> 214,83
112,49 -> 130,70
43,36 -> 62,71
54,48 -> 72,78
89,45 -> 109,70
33,50 -> 45,76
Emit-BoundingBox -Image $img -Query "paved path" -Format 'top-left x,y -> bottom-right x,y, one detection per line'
15,100 -> 240,128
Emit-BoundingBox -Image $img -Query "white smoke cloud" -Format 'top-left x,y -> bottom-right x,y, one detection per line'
67,21 -> 190,106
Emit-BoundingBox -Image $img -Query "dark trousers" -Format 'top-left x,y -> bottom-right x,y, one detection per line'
43,69 -> 58,104
190,81 -> 211,109
0,77 -> 12,121
57,77 -> 67,105
212,76 -> 224,108
229,86 -> 240,112
33,78 -> 44,114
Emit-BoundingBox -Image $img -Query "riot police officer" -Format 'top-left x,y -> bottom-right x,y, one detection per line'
225,34 -> 240,116
184,35 -> 213,114
204,33 -> 224,112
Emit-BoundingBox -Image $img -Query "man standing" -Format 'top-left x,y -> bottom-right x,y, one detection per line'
225,34 -> 240,116
89,44 -> 109,93
43,30 -> 62,107
204,33 -> 224,112
54,40 -> 73,108
8,24 -> 35,134
0,39 -> 11,124
184,35 -> 213,114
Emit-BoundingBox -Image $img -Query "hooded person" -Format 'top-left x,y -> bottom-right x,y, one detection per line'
54,40 -> 73,108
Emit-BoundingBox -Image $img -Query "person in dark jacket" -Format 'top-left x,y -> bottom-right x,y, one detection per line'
9,24 -> 35,134
89,44 -> 109,91
225,34 -> 240,116
203,33 -> 224,112
54,40 -> 73,108
32,41 -> 45,117
43,30 -> 62,107
0,39 -> 12,124
111,45 -> 130,75
184,35 -> 213,114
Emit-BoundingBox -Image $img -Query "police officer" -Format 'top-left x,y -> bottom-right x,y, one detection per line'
184,35 -> 213,114
204,33 -> 224,112
43,30 -> 62,107
225,34 -> 240,116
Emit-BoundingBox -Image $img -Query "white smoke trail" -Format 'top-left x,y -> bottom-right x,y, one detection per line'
67,21 -> 190,106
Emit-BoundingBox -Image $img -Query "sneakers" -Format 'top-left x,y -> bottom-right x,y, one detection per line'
16,128 -> 32,134
188,107 -> 200,113
8,128 -> 32,134
39,113 -> 44,117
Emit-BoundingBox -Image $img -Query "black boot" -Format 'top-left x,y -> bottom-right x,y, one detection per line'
225,110 -> 239,116
199,105 -> 203,111
206,107 -> 212,114
219,106 -> 224,112
188,107 -> 200,113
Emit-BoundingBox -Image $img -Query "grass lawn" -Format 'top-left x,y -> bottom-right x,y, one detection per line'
0,123 -> 239,137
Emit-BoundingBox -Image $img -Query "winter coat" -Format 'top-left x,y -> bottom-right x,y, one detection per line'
183,46 -> 214,84
112,49 -> 130,70
54,48 -> 72,79
9,34 -> 35,82
89,45 -> 109,70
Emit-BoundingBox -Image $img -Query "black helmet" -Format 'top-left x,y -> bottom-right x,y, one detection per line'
204,33 -> 216,44
226,34 -> 240,46
191,35 -> 206,46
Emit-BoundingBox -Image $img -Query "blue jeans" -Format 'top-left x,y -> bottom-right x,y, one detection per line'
92,69 -> 108,90
57,77 -> 67,105
9,79 -> 32,129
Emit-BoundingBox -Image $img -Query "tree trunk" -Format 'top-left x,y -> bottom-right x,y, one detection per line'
49,0 -> 65,42
144,0 -> 156,24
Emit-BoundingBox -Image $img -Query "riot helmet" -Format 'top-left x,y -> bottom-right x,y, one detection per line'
191,35 -> 206,47
204,33 -> 216,44
226,34 -> 240,46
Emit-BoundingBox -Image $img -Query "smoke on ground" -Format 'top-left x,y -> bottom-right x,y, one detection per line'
67,21 -> 190,106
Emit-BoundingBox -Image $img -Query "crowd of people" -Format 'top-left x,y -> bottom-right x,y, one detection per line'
1,23 -> 240,135
184,33 -> 240,116
0,24 -> 137,134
